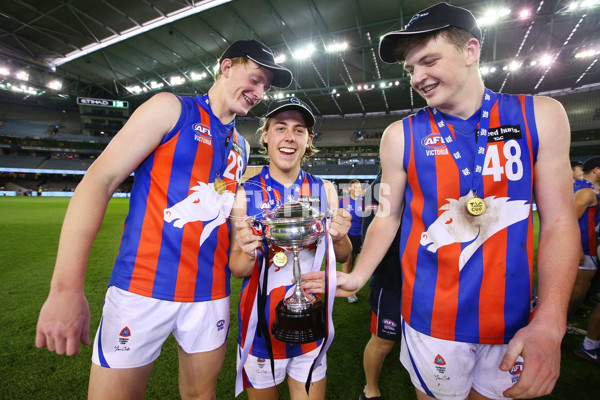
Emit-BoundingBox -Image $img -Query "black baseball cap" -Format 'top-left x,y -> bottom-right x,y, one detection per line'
582,156 -> 600,173
379,2 -> 482,63
571,160 -> 583,168
220,39 -> 292,88
265,97 -> 316,128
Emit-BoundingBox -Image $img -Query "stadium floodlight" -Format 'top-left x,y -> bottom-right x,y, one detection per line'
356,85 -> 362,91
16,71 -> 29,81
575,48 -> 600,58
293,44 -> 315,60
331,88 -> 337,94
325,42 -> 348,53
169,75 -> 185,86
47,80 -> 62,90
380,82 -> 387,88
0,67 -> 9,76
150,81 -> 164,89
509,60 -> 522,71
395,81 -> 400,85
519,9 -> 531,19
348,86 -> 355,92
126,85 -> 143,93
47,0 -> 232,67
478,8 -> 511,26
190,71 -> 207,81
274,54 -> 286,64
540,54 -> 554,66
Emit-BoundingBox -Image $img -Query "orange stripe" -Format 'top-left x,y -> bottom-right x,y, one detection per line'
129,131 -> 180,295
401,117 -> 424,325
270,286 -> 288,357
519,95 -> 536,314
478,100 -> 507,343
174,109 -> 212,301
211,221 -> 229,298
429,112 -> 460,341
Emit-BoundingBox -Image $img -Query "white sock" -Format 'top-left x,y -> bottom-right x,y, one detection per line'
583,337 -> 600,350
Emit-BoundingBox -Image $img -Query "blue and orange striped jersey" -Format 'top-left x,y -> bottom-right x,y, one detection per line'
400,91 -> 539,344
109,94 -> 247,302
574,179 -> 599,256
237,167 -> 328,359
339,195 -> 363,235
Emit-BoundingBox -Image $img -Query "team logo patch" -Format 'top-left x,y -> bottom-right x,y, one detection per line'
382,319 -> 397,328
192,123 -> 212,137
421,133 -> 449,156
192,123 -> 212,145
434,354 -> 446,365
510,361 -> 523,375
216,319 -> 225,331
117,326 -> 131,349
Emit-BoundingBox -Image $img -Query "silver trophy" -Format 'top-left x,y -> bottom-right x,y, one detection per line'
253,200 -> 329,344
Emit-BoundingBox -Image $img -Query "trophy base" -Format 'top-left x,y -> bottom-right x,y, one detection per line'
271,300 -> 325,344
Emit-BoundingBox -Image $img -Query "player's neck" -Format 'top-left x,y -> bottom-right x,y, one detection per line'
207,85 -> 235,125
438,78 -> 485,120
268,164 -> 302,188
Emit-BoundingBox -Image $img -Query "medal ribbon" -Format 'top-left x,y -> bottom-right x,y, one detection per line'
201,93 -> 234,178
259,165 -> 305,210
430,88 -> 496,198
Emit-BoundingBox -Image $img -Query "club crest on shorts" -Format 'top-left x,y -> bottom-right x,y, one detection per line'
216,319 -> 225,331
434,354 -> 447,374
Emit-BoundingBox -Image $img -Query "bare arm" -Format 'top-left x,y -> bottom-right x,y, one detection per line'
502,96 -> 580,398
35,92 -> 182,356
303,120 -> 407,296
323,179 -> 352,262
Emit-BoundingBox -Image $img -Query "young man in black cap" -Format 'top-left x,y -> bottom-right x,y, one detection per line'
304,2 -> 579,399
572,160 -> 584,180
229,97 -> 352,399
35,39 -> 291,400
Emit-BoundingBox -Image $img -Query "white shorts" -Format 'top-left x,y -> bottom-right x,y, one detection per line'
92,286 -> 229,368
579,255 -> 598,271
400,319 -> 523,400
237,345 -> 327,389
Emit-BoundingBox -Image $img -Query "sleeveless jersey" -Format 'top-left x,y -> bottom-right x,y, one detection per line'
237,167 -> 328,359
400,91 -> 539,344
339,195 -> 364,235
109,94 -> 247,302
574,179 -> 599,256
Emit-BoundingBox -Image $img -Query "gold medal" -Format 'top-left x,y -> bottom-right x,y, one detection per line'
214,178 -> 227,194
466,196 -> 486,216
273,251 -> 288,267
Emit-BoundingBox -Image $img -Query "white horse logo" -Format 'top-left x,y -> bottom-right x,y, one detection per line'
420,193 -> 530,270
164,181 -> 235,246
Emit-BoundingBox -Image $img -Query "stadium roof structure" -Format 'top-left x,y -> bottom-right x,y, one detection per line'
0,0 -> 599,118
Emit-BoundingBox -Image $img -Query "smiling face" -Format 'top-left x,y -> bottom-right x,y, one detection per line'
221,58 -> 274,117
262,110 -> 313,182
403,35 -> 479,114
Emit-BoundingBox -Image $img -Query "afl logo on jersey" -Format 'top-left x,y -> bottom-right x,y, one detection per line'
382,319 -> 397,328
421,133 -> 446,149
193,123 -> 212,137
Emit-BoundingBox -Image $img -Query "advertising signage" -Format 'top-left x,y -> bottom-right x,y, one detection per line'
77,97 -> 129,108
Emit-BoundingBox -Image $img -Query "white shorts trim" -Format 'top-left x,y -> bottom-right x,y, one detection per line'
237,345 -> 327,389
399,318 -> 523,400
579,255 -> 598,271
92,286 -> 229,368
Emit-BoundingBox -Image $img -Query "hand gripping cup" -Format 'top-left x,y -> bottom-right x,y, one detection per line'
253,200 -> 329,344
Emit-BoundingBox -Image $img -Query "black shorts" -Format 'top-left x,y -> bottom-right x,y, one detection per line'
349,234 -> 362,255
368,283 -> 402,341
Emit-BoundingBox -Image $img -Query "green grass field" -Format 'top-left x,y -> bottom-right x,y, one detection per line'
0,197 -> 598,399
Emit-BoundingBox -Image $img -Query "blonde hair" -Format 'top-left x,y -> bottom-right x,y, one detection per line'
257,116 -> 319,164
214,56 -> 251,81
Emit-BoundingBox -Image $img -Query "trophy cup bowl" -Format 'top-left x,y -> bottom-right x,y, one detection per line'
255,201 -> 328,344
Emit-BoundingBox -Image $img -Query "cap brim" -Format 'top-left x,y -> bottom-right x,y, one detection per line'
247,56 -> 293,88
378,24 -> 450,63
265,104 -> 316,128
